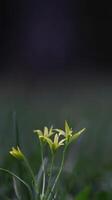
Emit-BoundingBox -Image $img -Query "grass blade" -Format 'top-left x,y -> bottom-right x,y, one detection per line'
0,168 -> 33,200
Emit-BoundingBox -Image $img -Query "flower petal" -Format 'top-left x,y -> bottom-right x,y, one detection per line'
54,129 -> 65,136
44,127 -> 49,136
65,120 -> 70,134
43,137 -> 53,150
49,126 -> 54,136
69,128 -> 86,143
54,134 -> 59,145
59,138 -> 66,145
9,146 -> 24,160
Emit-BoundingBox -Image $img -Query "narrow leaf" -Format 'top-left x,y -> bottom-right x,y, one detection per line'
0,168 -> 32,200
13,176 -> 21,200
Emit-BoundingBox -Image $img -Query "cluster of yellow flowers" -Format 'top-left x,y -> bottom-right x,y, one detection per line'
34,121 -> 85,153
10,121 -> 85,159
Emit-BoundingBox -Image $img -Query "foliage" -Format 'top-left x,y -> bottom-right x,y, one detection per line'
0,121 -> 85,200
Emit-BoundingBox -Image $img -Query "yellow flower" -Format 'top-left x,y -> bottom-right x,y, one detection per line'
55,121 -> 86,144
44,133 -> 65,153
34,126 -> 54,142
9,146 -> 24,160
34,126 -> 65,153
55,121 -> 72,141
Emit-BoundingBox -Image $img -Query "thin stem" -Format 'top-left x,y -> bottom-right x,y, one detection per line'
52,192 -> 57,200
47,147 -> 67,200
40,141 -> 46,200
23,156 -> 35,184
23,156 -> 38,198
45,154 -> 54,199
41,170 -> 45,200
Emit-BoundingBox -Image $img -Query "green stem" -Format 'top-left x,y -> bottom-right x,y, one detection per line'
40,141 -> 46,200
47,147 -> 67,200
23,156 -> 38,197
23,156 -> 35,183
45,154 -> 54,199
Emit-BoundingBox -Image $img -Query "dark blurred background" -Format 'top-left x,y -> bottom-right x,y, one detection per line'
1,0 -> 112,79
0,0 -> 112,197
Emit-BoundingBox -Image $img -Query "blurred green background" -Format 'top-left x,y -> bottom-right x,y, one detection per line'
0,75 -> 112,199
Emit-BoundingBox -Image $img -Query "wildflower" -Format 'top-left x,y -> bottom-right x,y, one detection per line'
34,126 -> 54,142
9,146 -> 24,160
43,133 -> 65,153
55,121 -> 86,145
